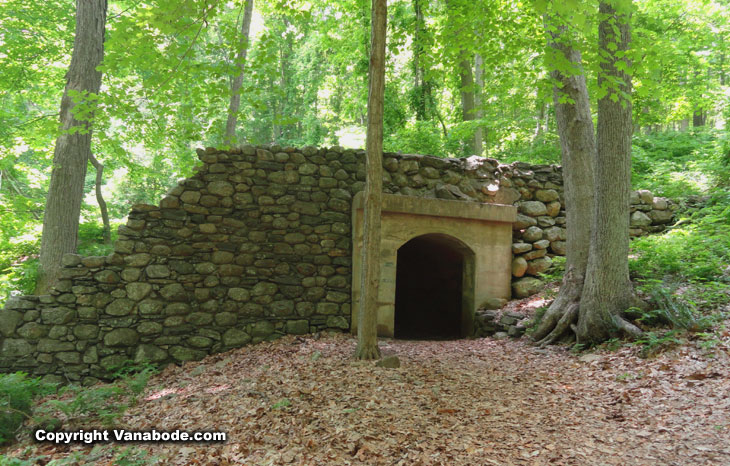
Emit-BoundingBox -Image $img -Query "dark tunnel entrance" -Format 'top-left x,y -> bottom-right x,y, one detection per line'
394,234 -> 466,339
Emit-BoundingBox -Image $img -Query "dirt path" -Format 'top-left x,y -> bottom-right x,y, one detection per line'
7,333 -> 730,465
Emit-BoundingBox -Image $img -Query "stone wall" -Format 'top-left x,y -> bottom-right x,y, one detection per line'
0,145 -> 676,383
509,185 -> 678,298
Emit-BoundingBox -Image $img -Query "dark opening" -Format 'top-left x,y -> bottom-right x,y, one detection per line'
394,235 -> 464,339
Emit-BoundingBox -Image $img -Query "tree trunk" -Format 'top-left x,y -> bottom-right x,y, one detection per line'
692,109 -> 706,128
89,153 -> 111,244
223,0 -> 254,146
459,58 -> 476,155
532,20 -> 596,345
412,0 -> 427,120
577,1 -> 640,344
534,101 -> 546,140
474,53 -> 484,156
36,0 -> 108,294
355,0 -> 387,361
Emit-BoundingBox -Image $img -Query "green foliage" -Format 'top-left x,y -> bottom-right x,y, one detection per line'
0,248 -> 40,308
634,330 -> 683,358
0,220 -> 120,307
629,192 -> 730,283
384,120 -> 444,156
37,361 -> 157,430
76,222 -> 118,257
0,373 -> 57,445
601,338 -> 623,352
629,129 -> 730,289
0,455 -> 39,466
638,286 -> 717,332
0,446 -> 158,466
631,130 -> 723,198
539,255 -> 566,283
271,398 -> 291,410
41,384 -> 127,427
525,306 -> 548,335
113,447 -> 158,466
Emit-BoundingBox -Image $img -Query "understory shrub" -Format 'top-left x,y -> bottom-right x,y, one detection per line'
0,362 -> 155,448
630,190 -> 730,284
37,362 -> 156,429
638,286 -> 716,332
0,373 -> 57,445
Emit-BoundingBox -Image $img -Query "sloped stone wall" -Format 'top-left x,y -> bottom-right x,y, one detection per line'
0,145 -> 676,383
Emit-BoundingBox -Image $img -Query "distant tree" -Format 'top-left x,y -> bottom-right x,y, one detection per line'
355,0 -> 387,360
36,0 -> 108,293
224,0 -> 255,145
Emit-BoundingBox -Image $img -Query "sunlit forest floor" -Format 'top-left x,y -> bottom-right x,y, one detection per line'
6,327 -> 730,466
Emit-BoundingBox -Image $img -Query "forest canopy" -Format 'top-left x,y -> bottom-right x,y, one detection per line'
0,0 -> 728,303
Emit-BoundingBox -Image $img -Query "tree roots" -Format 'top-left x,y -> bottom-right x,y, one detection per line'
536,302 -> 580,346
531,267 -> 644,346
354,343 -> 381,361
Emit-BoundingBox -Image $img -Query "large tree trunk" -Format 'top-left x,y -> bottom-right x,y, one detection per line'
36,0 -> 108,294
459,58 -> 476,155
355,0 -> 387,361
577,1 -> 641,343
532,21 -> 596,345
223,0 -> 254,145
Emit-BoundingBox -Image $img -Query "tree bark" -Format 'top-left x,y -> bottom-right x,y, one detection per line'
88,153 -> 111,244
223,0 -> 254,146
692,109 -> 706,128
577,1 -> 638,344
355,0 -> 387,361
459,58 -> 476,155
474,53 -> 484,156
534,101 -> 546,140
532,20 -> 596,345
37,0 -> 108,294
412,0 -> 427,120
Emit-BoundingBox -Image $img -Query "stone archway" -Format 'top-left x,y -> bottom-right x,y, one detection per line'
394,234 -> 474,339
351,192 -> 516,338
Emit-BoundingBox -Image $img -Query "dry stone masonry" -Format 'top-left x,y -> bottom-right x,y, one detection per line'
0,145 -> 676,383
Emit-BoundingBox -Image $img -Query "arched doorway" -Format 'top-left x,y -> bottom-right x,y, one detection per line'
394,234 -> 473,339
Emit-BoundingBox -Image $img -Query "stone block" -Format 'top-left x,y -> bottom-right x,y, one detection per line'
512,277 -> 543,299
0,310 -> 23,337
512,257 -> 528,278
41,307 -> 76,325
519,201 -> 547,217
222,328 -> 251,346
105,299 -> 135,317
135,344 -> 168,363
104,328 -> 139,347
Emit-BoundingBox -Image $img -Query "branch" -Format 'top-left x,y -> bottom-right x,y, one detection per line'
107,0 -> 142,21
9,112 -> 60,130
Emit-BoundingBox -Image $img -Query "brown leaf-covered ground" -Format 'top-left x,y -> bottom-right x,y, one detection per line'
6,327 -> 730,466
